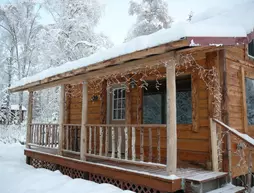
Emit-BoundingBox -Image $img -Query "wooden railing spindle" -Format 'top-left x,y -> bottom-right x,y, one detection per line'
73,126 -> 77,151
157,128 -> 161,163
132,127 -> 136,161
112,127 -> 115,158
30,124 -> 33,144
36,124 -> 39,144
140,127 -> 144,161
117,127 -> 122,159
124,126 -> 128,160
89,126 -> 92,154
94,126 -> 97,154
66,125 -> 69,150
38,125 -> 41,146
42,125 -> 45,146
149,128 -> 152,162
99,127 -> 103,156
105,126 -> 109,157
40,125 -> 43,145
46,125 -> 49,147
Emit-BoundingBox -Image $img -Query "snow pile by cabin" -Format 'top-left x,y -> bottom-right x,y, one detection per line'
0,143 -> 134,193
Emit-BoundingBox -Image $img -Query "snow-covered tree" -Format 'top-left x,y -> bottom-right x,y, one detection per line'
42,0 -> 113,66
187,11 -> 194,22
0,0 -> 43,123
125,0 -> 173,41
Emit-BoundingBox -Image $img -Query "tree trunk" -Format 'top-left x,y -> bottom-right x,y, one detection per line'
6,46 -> 14,125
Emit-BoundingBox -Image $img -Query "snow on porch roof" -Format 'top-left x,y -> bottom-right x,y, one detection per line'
9,0 -> 254,92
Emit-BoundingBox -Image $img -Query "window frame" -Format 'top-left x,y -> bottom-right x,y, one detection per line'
141,75 -> 193,125
111,87 -> 126,121
241,67 -> 254,132
247,40 -> 254,59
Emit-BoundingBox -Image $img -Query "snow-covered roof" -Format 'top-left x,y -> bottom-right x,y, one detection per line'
10,105 -> 27,111
9,0 -> 254,92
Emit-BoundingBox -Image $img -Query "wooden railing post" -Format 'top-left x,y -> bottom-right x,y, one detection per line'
80,82 -> 88,160
210,118 -> 219,172
247,149 -> 253,193
166,63 -> 177,175
26,91 -> 33,148
226,131 -> 232,183
58,85 -> 65,155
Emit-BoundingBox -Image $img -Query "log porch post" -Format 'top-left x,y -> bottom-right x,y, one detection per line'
166,63 -> 177,175
58,85 -> 65,155
80,82 -> 88,160
26,91 -> 33,148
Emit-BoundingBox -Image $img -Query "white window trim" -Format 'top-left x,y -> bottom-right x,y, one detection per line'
112,87 -> 126,121
247,52 -> 254,60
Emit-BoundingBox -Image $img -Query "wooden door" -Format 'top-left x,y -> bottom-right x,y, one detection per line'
108,86 -> 126,156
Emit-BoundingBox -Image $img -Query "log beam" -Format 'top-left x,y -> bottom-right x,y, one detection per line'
26,91 -> 33,148
58,85 -> 65,155
166,63 -> 177,175
80,82 -> 88,160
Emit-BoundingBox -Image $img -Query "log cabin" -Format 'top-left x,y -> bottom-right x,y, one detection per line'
9,3 -> 254,193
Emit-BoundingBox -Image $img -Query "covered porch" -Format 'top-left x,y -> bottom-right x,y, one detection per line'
11,43 -> 230,192
26,51 -> 181,175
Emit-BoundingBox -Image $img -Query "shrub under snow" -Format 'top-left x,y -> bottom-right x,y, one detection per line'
0,123 -> 26,144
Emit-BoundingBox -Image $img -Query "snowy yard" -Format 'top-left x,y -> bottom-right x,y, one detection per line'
0,143 -> 133,193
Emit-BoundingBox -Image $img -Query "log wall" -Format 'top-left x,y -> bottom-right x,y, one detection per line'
224,45 -> 254,177
65,49 -> 250,168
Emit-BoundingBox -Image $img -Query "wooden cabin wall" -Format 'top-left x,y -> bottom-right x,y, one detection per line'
225,46 -> 246,131
127,55 -> 212,166
224,45 -> 254,177
65,84 -> 101,124
64,51 -> 224,168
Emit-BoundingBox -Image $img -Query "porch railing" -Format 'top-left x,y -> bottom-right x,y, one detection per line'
29,123 -> 59,148
210,118 -> 254,193
83,124 -> 166,164
28,123 -> 167,166
63,124 -> 81,153
59,124 -> 166,165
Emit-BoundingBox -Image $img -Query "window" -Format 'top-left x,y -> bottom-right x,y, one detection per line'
143,88 -> 165,124
143,76 -> 192,124
176,76 -> 192,124
112,88 -> 126,120
248,40 -> 254,58
246,78 -> 254,125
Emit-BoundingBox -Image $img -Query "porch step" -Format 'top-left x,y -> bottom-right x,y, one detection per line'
184,172 -> 228,193
184,171 -> 228,183
207,184 -> 245,193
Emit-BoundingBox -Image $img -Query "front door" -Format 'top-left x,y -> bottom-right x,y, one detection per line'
108,85 -> 126,155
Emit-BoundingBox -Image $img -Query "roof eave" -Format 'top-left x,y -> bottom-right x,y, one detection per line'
9,39 -> 189,93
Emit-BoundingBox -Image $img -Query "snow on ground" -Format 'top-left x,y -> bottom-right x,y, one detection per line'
0,124 -> 26,144
10,0 -> 254,90
0,143 -> 133,193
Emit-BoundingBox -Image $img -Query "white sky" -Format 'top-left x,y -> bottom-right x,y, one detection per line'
0,0 -> 247,45
96,0 -> 245,45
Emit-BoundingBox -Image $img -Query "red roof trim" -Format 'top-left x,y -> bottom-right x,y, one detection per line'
186,36 -> 248,46
186,31 -> 254,46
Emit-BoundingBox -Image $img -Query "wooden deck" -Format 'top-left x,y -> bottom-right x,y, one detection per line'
26,147 -> 227,192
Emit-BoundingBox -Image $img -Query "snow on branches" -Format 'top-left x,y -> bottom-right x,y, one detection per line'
126,0 -> 173,41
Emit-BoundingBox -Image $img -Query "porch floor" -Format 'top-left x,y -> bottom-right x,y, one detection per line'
29,146 -> 227,183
